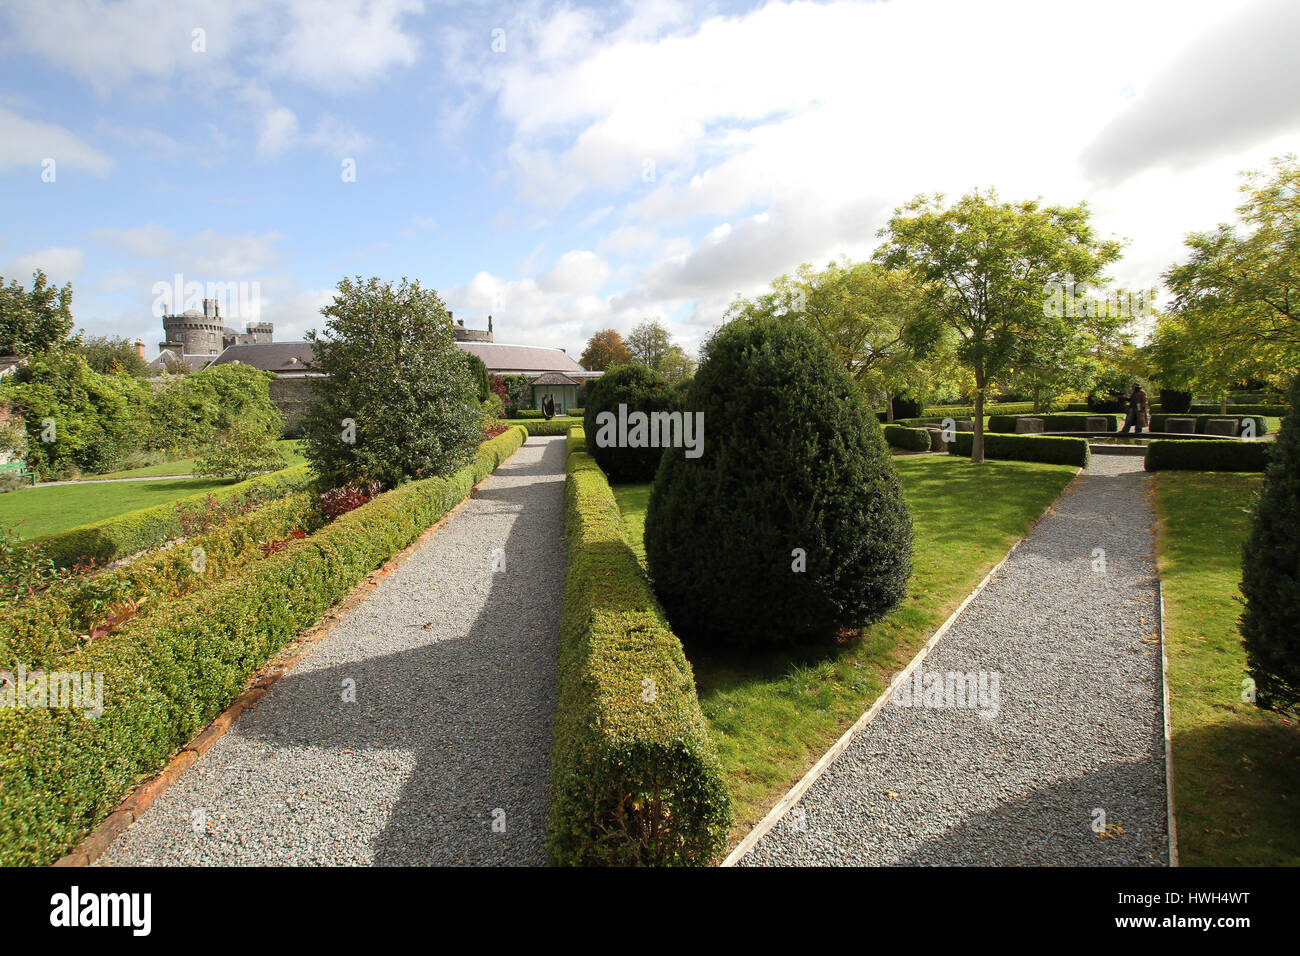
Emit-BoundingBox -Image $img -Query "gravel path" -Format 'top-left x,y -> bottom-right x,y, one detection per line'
741,454 -> 1170,866
98,435 -> 567,866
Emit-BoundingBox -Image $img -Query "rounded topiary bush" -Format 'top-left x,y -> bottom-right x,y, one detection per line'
644,316 -> 913,647
1240,373 -> 1300,716
583,363 -> 676,482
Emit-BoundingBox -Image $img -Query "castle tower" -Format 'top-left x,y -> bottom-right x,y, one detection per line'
160,298 -> 224,356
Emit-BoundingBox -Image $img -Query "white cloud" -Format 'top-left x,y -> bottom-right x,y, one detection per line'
266,0 -> 424,92
0,107 -> 113,175
87,225 -> 285,278
0,247 -> 85,285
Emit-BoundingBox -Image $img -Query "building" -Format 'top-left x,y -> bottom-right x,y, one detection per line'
149,299 -> 273,373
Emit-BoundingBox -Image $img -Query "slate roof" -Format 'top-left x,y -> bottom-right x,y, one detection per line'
147,350 -> 215,373
455,341 -> 591,375
208,341 -> 318,374
530,372 -> 580,386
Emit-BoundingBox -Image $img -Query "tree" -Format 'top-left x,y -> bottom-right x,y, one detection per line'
460,349 -> 490,402
877,190 -> 1122,461
193,418 -> 287,481
626,318 -> 673,370
301,276 -> 481,488
658,344 -> 697,383
1240,372 -> 1300,716
148,363 -> 284,457
579,328 -> 633,370
0,270 -> 74,356
582,363 -> 676,482
74,334 -> 149,377
1164,155 -> 1300,404
645,314 -> 912,646
723,260 -> 951,421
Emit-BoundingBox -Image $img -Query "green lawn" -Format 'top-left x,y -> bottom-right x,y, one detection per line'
1154,472 -> 1300,865
0,477 -> 236,540
93,440 -> 306,479
612,455 -> 1078,843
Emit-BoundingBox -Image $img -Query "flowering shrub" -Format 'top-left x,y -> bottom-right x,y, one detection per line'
259,527 -> 307,558
176,485 -> 278,538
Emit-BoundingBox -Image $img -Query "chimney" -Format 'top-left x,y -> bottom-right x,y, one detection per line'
488,314 -> 493,335
458,319 -> 465,327
134,340 -> 145,360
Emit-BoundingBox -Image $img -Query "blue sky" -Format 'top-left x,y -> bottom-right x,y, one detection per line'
2,0 -> 1298,359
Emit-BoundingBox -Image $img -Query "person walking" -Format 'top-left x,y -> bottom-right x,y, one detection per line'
1118,382 -> 1149,434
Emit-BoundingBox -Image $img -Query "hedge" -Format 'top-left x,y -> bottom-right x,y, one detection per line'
548,427 -> 730,865
1144,440 -> 1272,472
1188,404 -> 1288,416
878,401 -> 1036,422
947,432 -> 1090,467
0,426 -> 527,866
512,409 -> 545,419
502,418 -> 577,436
986,413 -> 1118,433
2,490 -> 320,666
883,424 -> 932,451
1147,414 -> 1268,435
34,464 -> 315,569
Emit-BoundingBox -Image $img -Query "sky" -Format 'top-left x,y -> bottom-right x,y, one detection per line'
1,0 -> 1299,361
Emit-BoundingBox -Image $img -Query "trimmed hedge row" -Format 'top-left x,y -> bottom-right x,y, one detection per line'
0,426 -> 527,866
883,424 -> 932,451
502,418 -> 577,436
548,427 -> 730,866
34,464 -> 315,569
987,413 -> 1118,432
1145,440 -> 1273,472
879,401 -> 1036,422
2,490 -> 320,666
1188,404 -> 1287,416
1147,414 -> 1268,435
948,432 -> 1090,467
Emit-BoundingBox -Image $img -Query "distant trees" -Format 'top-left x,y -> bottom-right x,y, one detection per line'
580,328 -> 633,370
0,270 -> 74,356
877,190 -> 1122,461
74,334 -> 149,377
1161,155 -> 1300,404
626,319 -> 673,369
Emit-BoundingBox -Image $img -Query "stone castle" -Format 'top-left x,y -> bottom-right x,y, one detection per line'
158,299 -> 273,358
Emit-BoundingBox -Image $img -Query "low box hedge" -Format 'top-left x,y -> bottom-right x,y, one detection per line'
986,413 -> 1118,433
1148,414 -> 1268,435
883,424 -> 932,452
34,464 -> 315,569
1188,403 -> 1288,416
0,426 -> 527,866
503,418 -> 577,436
548,427 -> 730,866
1145,439 -> 1273,472
512,409 -> 545,419
948,432 -> 1090,468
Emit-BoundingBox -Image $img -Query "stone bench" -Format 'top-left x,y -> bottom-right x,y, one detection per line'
1086,416 -> 1109,432
1204,418 -> 1239,437
1014,417 -> 1045,434
1164,417 -> 1197,434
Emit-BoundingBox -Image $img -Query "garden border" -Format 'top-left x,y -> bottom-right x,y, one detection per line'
1157,580 -> 1179,867
51,438 -> 527,868
720,465 -> 1083,867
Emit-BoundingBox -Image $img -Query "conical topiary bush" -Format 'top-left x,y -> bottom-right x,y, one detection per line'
644,315 -> 913,647
1240,373 -> 1300,715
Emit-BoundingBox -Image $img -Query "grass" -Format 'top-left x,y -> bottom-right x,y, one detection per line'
93,440 -> 306,479
0,477 -> 237,540
1153,471 -> 1300,865
611,455 -> 1078,843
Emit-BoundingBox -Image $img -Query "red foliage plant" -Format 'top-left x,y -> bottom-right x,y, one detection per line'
318,482 -> 383,522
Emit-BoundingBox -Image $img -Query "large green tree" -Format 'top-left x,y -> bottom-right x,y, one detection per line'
724,260 -> 952,421
626,318 -> 674,370
1163,155 -> 1300,404
877,191 -> 1122,461
0,270 -> 74,356
301,276 -> 481,488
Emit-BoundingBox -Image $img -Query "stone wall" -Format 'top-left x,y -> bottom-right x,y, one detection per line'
269,377 -> 314,437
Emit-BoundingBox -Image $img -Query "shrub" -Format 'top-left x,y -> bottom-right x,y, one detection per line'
891,395 -> 924,419
301,277 -> 481,489
460,349 -> 491,403
192,418 -> 287,481
582,364 -> 676,483
646,316 -> 913,647
948,432 -> 1090,467
34,464 -> 313,568
147,363 -> 284,459
1159,389 -> 1193,414
549,428 -> 730,865
883,424 -> 931,451
1144,440 -> 1271,472
503,419 -> 575,436
0,426 -> 527,866
1240,375 -> 1300,716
